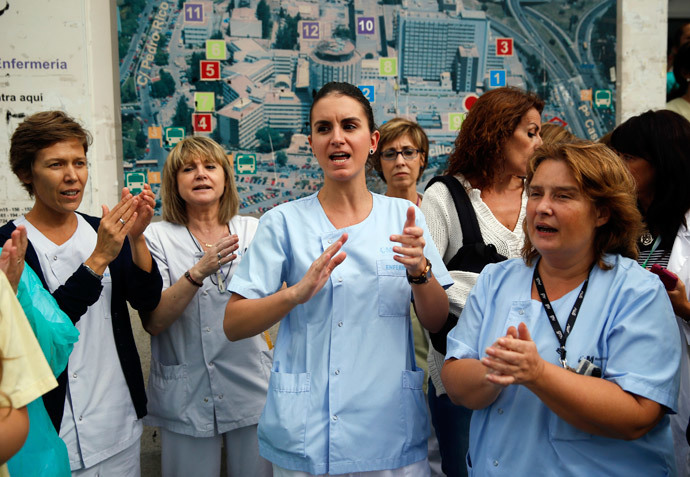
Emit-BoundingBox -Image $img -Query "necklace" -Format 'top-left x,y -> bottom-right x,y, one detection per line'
186,224 -> 233,293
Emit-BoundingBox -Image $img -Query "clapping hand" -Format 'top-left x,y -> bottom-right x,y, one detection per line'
289,233 -> 347,304
124,185 -> 155,240
482,323 -> 546,386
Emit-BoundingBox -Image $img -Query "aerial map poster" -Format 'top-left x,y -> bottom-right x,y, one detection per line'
117,0 -> 616,215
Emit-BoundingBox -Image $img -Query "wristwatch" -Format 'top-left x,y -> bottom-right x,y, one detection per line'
407,258 -> 432,285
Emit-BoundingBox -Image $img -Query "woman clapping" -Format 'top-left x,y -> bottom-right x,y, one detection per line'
442,142 -> 680,476
142,136 -> 272,477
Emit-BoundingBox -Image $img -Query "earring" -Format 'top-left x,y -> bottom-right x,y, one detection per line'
369,148 -> 375,155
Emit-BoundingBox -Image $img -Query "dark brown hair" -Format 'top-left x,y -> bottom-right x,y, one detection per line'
309,82 -> 376,133
446,87 -> 544,189
610,109 -> 690,249
9,111 -> 92,196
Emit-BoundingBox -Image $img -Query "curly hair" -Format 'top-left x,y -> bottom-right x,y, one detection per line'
161,136 -> 239,225
367,117 -> 429,183
522,142 -> 642,269
446,87 -> 544,189
9,111 -> 92,196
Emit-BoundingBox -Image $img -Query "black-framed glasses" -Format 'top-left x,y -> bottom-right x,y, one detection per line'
380,148 -> 421,161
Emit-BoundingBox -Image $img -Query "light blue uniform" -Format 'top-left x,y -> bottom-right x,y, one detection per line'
229,192 -> 452,475
446,255 -> 681,476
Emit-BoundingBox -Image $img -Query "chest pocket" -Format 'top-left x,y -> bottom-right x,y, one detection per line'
377,260 -> 410,317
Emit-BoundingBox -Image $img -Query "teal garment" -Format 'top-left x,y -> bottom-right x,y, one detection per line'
6,258 -> 79,477
668,69 -> 680,95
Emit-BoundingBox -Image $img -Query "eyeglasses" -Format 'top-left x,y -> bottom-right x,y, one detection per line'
380,148 -> 421,161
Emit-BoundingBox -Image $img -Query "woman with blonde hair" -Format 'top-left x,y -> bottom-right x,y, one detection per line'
143,136 -> 272,477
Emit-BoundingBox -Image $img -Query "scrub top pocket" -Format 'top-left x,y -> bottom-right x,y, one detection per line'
377,260 -> 410,317
258,371 -> 311,458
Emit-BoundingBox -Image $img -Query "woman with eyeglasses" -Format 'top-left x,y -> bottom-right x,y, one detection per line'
420,87 -> 544,476
368,118 -> 442,472
368,117 -> 429,205
142,136 -> 272,477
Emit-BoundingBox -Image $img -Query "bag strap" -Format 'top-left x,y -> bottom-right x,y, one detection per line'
425,175 -> 483,247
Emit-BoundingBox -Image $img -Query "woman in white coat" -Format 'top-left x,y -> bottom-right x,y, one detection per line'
610,109 -> 690,475
142,136 -> 272,477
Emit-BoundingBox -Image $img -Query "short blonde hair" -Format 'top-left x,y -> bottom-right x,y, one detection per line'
522,142 -> 642,269
161,136 -> 239,225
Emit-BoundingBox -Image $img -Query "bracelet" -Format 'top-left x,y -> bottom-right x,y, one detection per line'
406,258 -> 432,285
184,270 -> 203,287
83,263 -> 103,281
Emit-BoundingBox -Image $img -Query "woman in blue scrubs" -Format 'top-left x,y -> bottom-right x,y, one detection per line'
224,82 -> 453,476
442,141 -> 680,476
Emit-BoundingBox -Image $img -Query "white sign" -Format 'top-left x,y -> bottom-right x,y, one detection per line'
0,1 -> 118,221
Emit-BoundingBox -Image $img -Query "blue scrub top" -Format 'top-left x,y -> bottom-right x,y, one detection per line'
447,255 -> 681,476
229,192 -> 452,475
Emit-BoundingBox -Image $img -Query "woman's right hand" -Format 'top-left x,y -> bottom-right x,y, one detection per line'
85,193 -> 140,275
0,225 -> 27,293
288,233 -> 348,305
188,234 -> 239,283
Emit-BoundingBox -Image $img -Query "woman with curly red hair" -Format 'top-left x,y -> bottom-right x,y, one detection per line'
421,86 -> 544,476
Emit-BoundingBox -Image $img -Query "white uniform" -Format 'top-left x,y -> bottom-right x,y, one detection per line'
17,215 -> 142,473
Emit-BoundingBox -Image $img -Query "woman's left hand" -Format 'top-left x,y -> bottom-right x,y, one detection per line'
390,206 -> 427,276
124,184 -> 156,240
482,322 -> 546,386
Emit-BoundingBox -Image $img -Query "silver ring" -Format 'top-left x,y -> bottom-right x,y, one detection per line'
218,260 -> 222,268
119,218 -> 126,225
217,252 -> 222,260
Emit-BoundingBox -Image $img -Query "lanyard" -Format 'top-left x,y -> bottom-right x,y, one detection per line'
533,261 -> 592,368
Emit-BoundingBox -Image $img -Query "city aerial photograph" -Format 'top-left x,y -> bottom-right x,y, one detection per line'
117,0 -> 616,214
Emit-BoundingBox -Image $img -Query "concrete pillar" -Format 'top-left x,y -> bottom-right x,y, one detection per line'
616,0 -> 668,124
83,1 -> 122,215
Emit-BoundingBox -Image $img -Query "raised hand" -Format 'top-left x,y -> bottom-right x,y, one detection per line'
189,234 -> 239,282
124,184 -> 156,240
86,193 -> 139,273
482,323 -> 546,387
389,206 -> 426,277
0,225 -> 28,292
289,233 -> 347,305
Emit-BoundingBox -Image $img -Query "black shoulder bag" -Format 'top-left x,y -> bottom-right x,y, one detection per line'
425,176 -> 507,354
